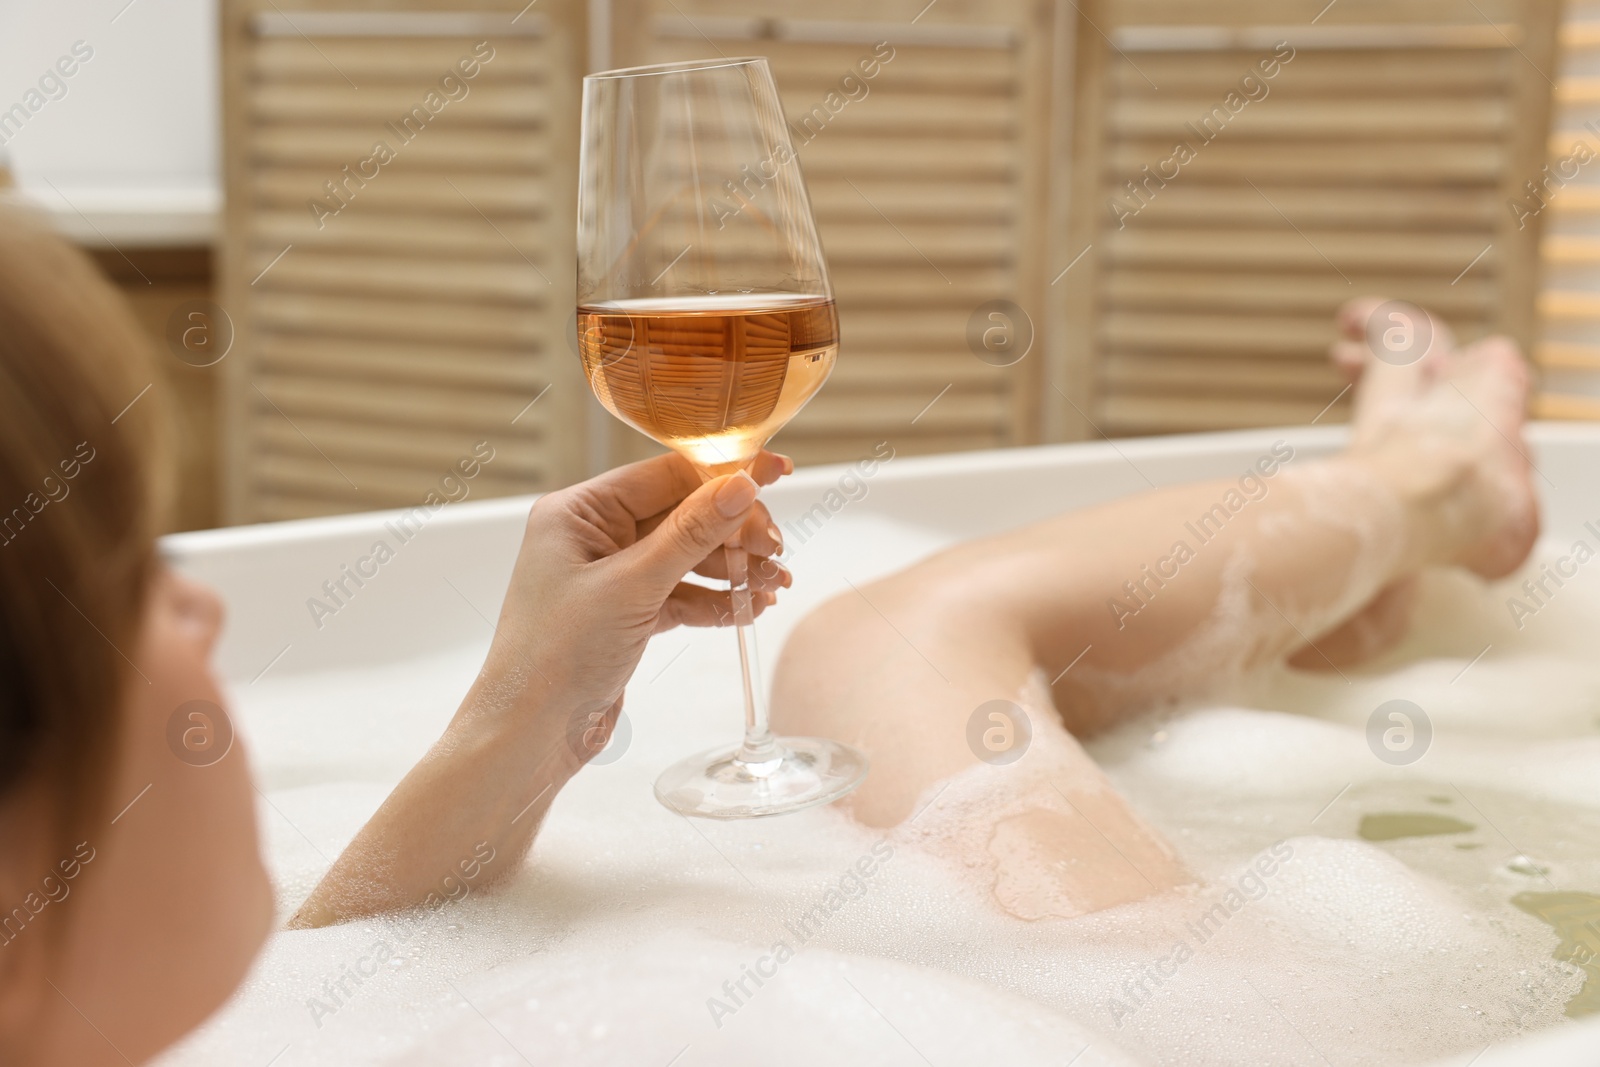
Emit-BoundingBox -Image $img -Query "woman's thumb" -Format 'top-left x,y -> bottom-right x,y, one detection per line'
624,471 -> 758,592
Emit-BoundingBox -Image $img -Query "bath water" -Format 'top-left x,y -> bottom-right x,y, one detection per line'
156,516 -> 1600,1066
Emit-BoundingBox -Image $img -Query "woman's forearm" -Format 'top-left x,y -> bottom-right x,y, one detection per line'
286,453 -> 786,928
287,680 -> 579,929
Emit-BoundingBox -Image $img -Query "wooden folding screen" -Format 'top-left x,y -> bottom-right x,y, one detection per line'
1536,4 -> 1600,419
1052,0 -> 1561,438
217,0 -> 1576,523
219,1 -> 588,522
606,0 -> 1059,466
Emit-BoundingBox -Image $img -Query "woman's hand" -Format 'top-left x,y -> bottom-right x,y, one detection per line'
470,449 -> 792,750
289,450 -> 793,928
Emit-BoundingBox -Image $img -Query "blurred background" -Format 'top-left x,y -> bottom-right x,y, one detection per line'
0,0 -> 1593,531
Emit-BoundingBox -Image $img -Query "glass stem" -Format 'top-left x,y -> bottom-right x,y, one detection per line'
725,545 -> 777,766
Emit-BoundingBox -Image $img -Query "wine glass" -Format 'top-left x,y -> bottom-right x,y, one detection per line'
576,56 -> 869,818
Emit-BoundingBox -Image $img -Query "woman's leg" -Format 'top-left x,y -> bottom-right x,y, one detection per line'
769,302 -> 1536,914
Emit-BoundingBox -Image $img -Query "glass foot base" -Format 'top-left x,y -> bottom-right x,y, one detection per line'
654,737 -> 869,819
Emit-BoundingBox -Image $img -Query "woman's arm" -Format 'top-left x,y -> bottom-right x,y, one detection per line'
288,451 -> 791,928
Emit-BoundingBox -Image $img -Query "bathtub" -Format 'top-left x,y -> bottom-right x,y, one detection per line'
157,424 -> 1600,1067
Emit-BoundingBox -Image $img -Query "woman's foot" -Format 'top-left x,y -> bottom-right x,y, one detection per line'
1289,299 -> 1539,668
1349,318 -> 1539,580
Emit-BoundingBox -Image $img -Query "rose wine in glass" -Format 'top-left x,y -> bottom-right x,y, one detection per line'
577,56 -> 868,818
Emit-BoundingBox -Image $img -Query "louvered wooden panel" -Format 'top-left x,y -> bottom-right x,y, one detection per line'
1055,0 -> 1561,439
220,2 -> 588,522
1536,0 -> 1600,419
607,0 -> 1056,466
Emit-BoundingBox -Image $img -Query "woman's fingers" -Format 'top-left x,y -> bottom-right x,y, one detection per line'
586,451 -> 704,522
692,553 -> 791,589
613,452 -> 791,599
736,504 -> 782,554
654,583 -> 777,632
691,505 -> 782,564
689,508 -> 787,582
749,450 -> 793,487
620,472 -> 759,599
637,497 -> 778,550
746,556 -> 791,591
633,457 -> 788,540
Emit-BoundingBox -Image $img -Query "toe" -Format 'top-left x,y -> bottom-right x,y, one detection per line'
1336,296 -> 1391,341
1331,339 -> 1370,385
1332,297 -> 1457,383
1330,297 -> 1400,394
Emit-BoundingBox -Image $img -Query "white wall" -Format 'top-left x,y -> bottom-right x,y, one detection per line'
0,0 -> 218,236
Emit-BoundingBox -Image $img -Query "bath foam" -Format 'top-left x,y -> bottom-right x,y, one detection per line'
1237,561 -> 1600,743
159,534 -> 1600,1067
1452,737 -> 1600,813
241,643 -> 488,789
391,933 -> 1137,1066
1090,705 -> 1368,802
1249,649 -> 1600,742
1070,836 -> 1581,1064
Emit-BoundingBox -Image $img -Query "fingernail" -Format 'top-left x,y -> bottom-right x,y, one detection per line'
715,471 -> 759,517
780,454 -> 795,474
766,523 -> 783,553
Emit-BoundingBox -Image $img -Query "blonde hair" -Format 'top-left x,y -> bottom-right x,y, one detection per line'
0,198 -> 170,852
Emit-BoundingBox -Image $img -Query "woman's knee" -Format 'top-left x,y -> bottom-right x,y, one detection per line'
772,565 -> 1025,726
784,567 -> 991,668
